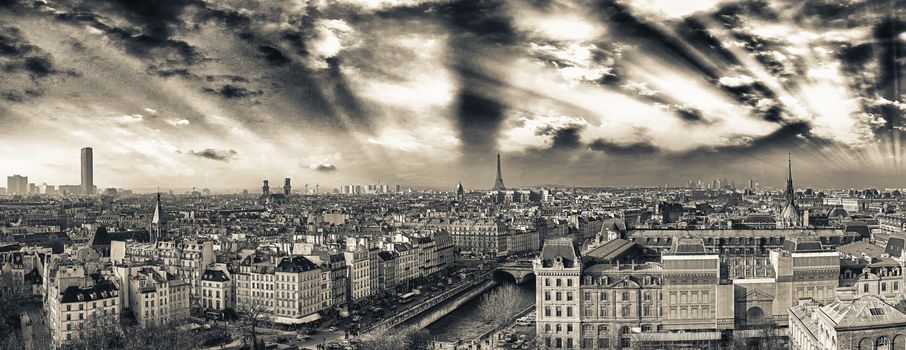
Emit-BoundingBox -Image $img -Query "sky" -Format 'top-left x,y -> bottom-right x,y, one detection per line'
0,0 -> 905,190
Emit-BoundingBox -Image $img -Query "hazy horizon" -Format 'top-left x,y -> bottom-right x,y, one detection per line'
1,0 -> 905,189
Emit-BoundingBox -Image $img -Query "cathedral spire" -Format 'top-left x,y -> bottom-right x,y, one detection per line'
492,153 -> 506,190
785,153 -> 795,206
778,154 -> 801,228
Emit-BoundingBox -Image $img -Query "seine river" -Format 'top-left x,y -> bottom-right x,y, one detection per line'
426,274 -> 536,342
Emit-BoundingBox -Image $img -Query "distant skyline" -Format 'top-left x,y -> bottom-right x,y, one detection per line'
1,0 -> 905,188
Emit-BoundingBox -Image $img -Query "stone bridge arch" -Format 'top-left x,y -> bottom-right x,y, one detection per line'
494,268 -> 535,284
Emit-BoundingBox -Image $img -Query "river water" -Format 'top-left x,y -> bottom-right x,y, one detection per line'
426,275 -> 536,342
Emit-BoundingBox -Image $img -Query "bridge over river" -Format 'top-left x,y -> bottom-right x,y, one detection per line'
494,261 -> 535,284
364,261 -> 537,337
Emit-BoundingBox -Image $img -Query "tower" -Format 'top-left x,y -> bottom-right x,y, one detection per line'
81,147 -> 93,195
455,181 -> 465,202
784,154 -> 795,206
150,192 -> 165,244
492,153 -> 506,190
262,180 -> 270,195
284,178 -> 291,196
778,154 -> 801,228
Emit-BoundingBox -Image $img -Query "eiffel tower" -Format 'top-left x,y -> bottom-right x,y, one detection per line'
492,153 -> 506,190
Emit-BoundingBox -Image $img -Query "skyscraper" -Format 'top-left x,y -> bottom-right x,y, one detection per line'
81,147 -> 93,195
492,153 -> 506,190
6,175 -> 27,195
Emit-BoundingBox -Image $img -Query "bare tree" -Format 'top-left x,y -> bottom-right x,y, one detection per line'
478,284 -> 523,328
0,271 -> 28,340
121,320 -> 203,350
358,327 -> 431,350
67,312 -> 125,350
731,321 -> 785,350
235,302 -> 274,350
525,330 -> 551,350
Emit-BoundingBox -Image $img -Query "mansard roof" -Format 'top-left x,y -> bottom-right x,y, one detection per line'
540,237 -> 580,268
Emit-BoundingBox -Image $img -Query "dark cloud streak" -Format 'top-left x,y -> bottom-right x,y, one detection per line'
187,148 -> 237,162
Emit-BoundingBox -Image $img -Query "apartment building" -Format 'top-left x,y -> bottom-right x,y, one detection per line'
45,260 -> 120,347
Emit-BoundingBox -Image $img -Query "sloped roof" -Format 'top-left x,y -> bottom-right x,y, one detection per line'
60,277 -> 118,303
90,226 -> 151,246
885,234 -> 906,257
672,238 -> 706,255
599,218 -> 626,232
276,256 -> 318,273
822,295 -> 906,330
838,241 -> 886,259
202,269 -> 229,282
782,235 -> 825,253
540,237 -> 579,268
585,239 -> 637,262
844,221 -> 870,238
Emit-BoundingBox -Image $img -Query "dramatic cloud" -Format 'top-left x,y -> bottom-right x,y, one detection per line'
311,163 -> 337,172
1,0 -> 905,189
188,148 -> 238,162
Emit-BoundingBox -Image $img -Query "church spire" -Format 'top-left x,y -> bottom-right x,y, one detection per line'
492,153 -> 506,190
150,192 -> 164,244
785,153 -> 795,206
778,154 -> 801,228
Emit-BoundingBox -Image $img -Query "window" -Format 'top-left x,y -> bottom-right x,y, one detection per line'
598,325 -> 609,334
598,338 -> 609,349
567,292 -> 573,301
545,291 -> 551,301
864,284 -> 869,293
877,336 -> 890,349
545,307 -> 551,317
567,307 -> 573,317
600,293 -> 607,301
545,278 -> 550,287
869,308 -> 885,316
556,279 -> 562,287
567,279 -> 573,287
556,292 -> 562,301
622,292 -> 629,301
882,282 -> 887,292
